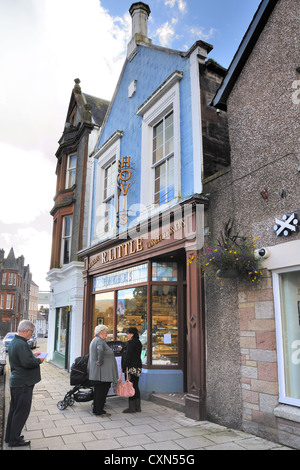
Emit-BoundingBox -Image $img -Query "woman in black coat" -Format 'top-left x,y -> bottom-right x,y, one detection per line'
121,327 -> 142,413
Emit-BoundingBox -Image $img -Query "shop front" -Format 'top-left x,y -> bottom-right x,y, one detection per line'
81,200 -> 206,420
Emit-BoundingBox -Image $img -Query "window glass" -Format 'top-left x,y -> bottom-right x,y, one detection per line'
93,264 -> 148,291
66,154 -> 77,188
93,292 -> 114,341
152,262 -> 177,282
154,157 -> 174,205
61,215 -> 72,264
279,271 -> 300,402
103,160 -> 116,232
55,307 -> 68,355
116,287 -> 147,363
151,285 -> 178,365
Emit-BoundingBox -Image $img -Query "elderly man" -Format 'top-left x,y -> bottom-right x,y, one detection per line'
5,320 -> 45,447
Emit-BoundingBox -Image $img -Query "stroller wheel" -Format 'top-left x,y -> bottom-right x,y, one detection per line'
57,400 -> 67,410
67,397 -> 75,406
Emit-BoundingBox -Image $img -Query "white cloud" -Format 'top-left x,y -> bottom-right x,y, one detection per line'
0,143 -> 56,225
0,228 -> 52,290
155,21 -> 176,47
178,0 -> 187,13
0,0 -> 131,291
190,26 -> 216,42
165,0 -> 187,14
0,0 -> 130,156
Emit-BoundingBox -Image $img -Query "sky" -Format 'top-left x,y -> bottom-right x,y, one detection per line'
0,0 -> 261,291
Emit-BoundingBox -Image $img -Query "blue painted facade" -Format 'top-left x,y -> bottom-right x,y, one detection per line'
83,5 -> 229,404
91,43 -> 197,242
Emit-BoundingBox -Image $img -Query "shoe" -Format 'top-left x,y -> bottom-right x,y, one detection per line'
10,440 -> 31,447
5,435 -> 24,444
135,398 -> 141,412
123,399 -> 136,414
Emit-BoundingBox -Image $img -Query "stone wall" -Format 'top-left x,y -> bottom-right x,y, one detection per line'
238,271 -> 278,440
238,271 -> 300,449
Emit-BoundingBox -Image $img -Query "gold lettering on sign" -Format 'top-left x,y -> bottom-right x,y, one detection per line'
88,220 -> 185,269
118,156 -> 132,226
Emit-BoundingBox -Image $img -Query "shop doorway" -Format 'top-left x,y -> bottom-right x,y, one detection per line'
53,306 -> 71,369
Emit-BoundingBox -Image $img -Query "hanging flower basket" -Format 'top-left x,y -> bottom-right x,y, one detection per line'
217,269 -> 239,279
198,220 -> 264,285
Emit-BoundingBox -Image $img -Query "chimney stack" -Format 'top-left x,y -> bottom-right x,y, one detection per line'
127,2 -> 152,60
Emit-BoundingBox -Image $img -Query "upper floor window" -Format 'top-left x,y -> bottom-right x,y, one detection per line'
103,160 -> 117,233
2,273 -> 6,285
6,294 -> 14,310
66,154 -> 77,188
8,273 -> 16,286
153,111 -> 175,205
91,131 -> 121,243
61,215 -> 72,265
137,71 -> 182,214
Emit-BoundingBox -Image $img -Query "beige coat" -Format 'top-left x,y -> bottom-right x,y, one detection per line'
88,336 -> 118,383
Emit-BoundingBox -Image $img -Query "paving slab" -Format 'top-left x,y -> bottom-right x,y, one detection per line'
2,358 -> 293,452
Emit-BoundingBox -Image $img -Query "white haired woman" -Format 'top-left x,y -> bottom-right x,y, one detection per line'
88,324 -> 118,417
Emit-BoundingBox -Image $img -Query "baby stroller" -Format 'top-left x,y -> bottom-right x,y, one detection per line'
57,354 -> 93,410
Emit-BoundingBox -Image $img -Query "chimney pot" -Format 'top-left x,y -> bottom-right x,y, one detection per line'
128,2 -> 152,60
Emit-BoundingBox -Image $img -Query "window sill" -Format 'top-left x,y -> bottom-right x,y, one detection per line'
274,404 -> 300,423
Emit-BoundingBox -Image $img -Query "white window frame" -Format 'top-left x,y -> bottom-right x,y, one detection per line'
61,215 -> 73,265
152,111 -> 175,206
6,294 -> 14,310
92,132 -> 121,242
103,160 -> 117,234
2,272 -> 6,285
0,294 -> 4,309
137,71 -> 182,215
273,266 -> 300,407
66,154 -> 77,189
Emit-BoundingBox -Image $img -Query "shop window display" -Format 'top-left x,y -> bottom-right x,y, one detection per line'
151,285 -> 178,365
92,261 -> 179,367
117,286 -> 147,363
93,291 -> 114,340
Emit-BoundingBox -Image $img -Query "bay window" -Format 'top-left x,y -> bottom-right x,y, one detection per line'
61,215 -> 72,265
66,154 -> 77,188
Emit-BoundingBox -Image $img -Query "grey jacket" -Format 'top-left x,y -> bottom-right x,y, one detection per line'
88,336 -> 118,383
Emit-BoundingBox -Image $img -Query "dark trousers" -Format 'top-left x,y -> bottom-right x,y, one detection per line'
91,381 -> 111,415
129,375 -> 140,401
5,385 -> 34,445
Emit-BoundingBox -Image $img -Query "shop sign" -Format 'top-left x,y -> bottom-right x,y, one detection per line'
88,220 -> 185,269
274,213 -> 299,237
118,156 -> 132,226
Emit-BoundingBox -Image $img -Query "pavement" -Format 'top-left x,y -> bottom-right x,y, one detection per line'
2,339 -> 293,452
